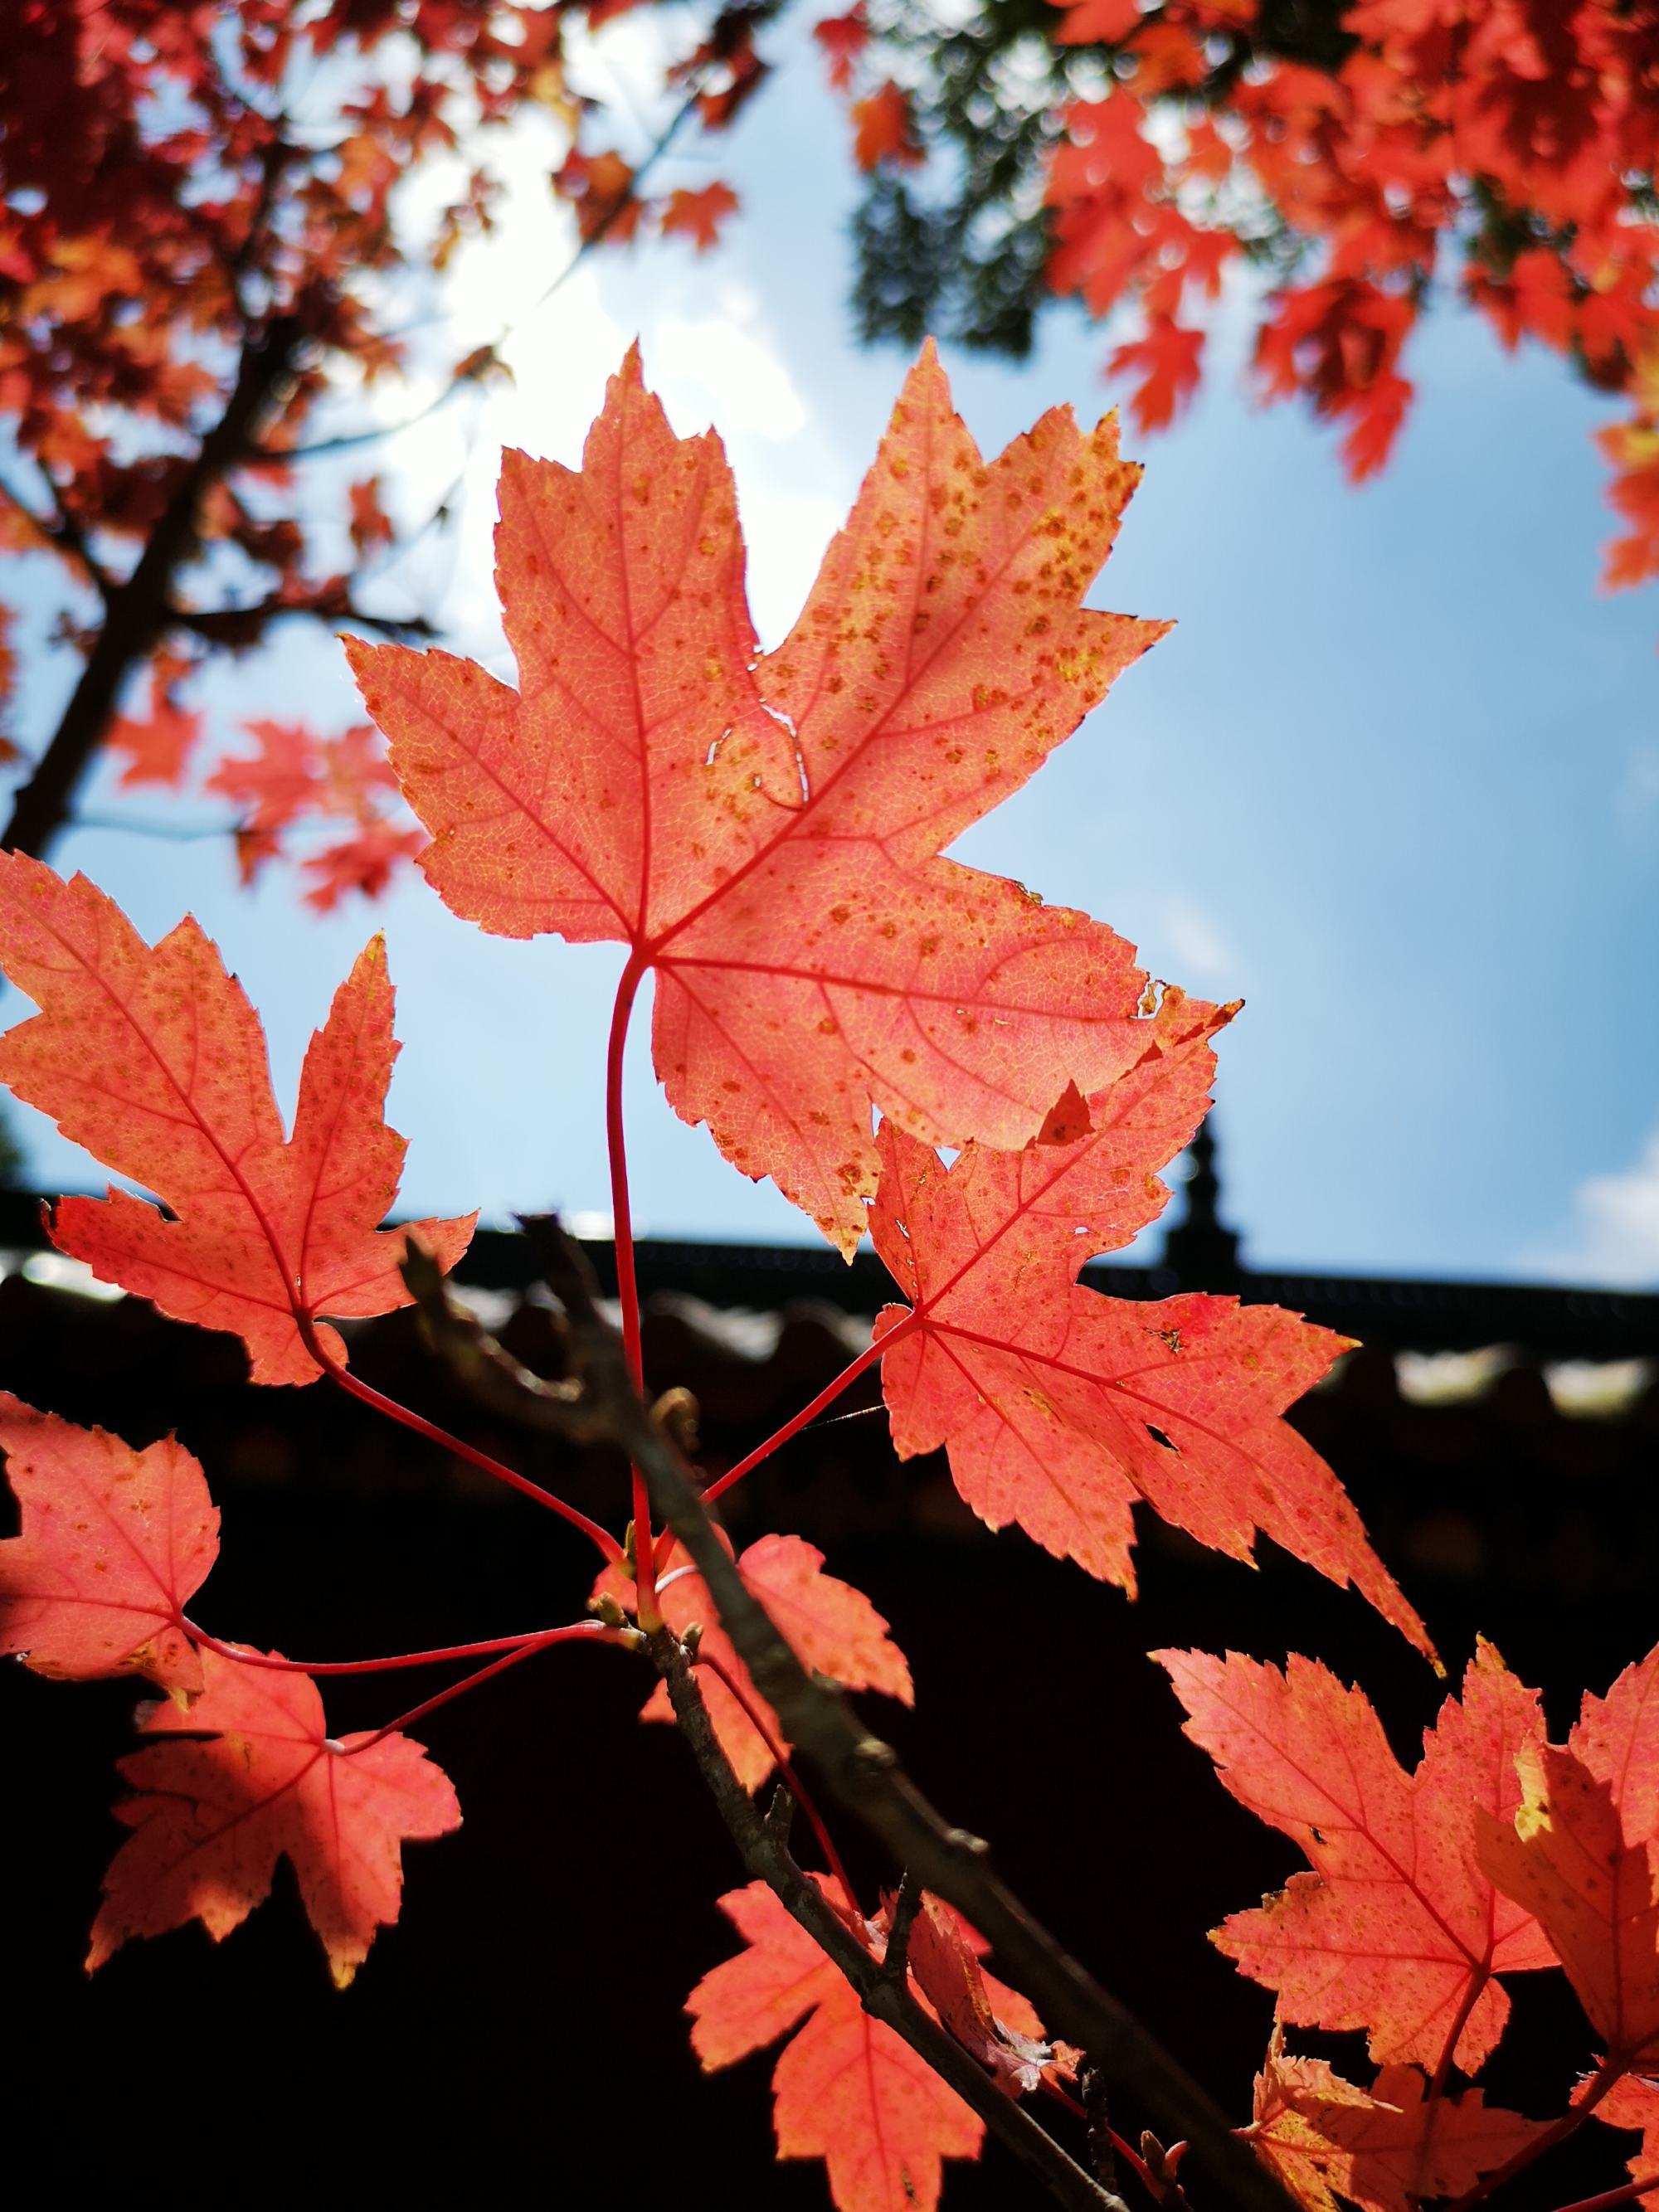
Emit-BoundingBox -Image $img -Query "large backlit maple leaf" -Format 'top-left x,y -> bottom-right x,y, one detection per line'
0,1394 -> 217,1696
1247,2031 -> 1545,2212
0,855 -> 474,1383
687,1879 -> 983,2212
1160,1641 -> 1553,2070
595,1531 -> 912,1790
349,343 -> 1167,1252
868,990 -> 1430,1650
88,1645 -> 461,1988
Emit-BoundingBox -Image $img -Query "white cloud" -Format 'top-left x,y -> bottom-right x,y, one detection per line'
1622,741 -> 1659,819
1159,898 -> 1240,989
1536,1126 -> 1659,1288
656,291 -> 809,442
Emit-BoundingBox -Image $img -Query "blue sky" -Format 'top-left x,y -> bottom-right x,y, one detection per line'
10,22 -> 1658,1287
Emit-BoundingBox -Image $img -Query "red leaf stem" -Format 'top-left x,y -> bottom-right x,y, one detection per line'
295,1310 -> 625,1567
346,1621 -> 630,1755
606,952 -> 660,1625
182,1621 -> 591,1677
696,1319 -> 912,1519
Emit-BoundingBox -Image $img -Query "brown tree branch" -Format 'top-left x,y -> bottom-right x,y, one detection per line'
3,314 -> 305,860
461,1219 -> 1299,2212
401,1240 -> 601,1439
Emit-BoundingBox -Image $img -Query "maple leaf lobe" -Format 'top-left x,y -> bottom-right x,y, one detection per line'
1249,2030 -> 1545,2212
1478,1631 -> 1659,2068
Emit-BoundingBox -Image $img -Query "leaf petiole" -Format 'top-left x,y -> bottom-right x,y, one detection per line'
294,1310 -> 626,1568
344,1621 -> 636,1755
180,1621 -> 601,1677
605,950 -> 661,1627
669,1319 -> 912,1573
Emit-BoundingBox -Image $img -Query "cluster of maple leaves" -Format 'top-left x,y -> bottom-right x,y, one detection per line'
104,673 -> 425,907
0,2 -> 572,864
3,351 -> 1657,2212
544,0 -> 1659,599
4,0 -> 1650,912
0,0 -> 771,877
1,1 -> 517,562
821,0 -> 1659,586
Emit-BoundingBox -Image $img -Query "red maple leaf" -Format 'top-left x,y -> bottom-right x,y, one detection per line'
106,688 -> 202,790
851,81 -> 922,169
813,7 -> 868,90
88,1644 -> 461,1989
0,857 -> 474,1383
1109,316 -> 1206,434
302,819 -> 427,911
0,1394 -> 218,1696
204,717 -> 324,835
659,182 -> 739,252
1598,372 -> 1659,592
555,146 -> 642,242
1595,2075 -> 1659,2191
594,1531 -> 912,1790
349,346 -> 1167,1253
687,1878 -> 985,2212
1481,1745 -> 1659,2066
1247,2030 -> 1545,2212
348,475 -> 394,553
1469,246 -> 1578,353
206,716 -> 399,841
1050,0 -> 1145,45
1160,1641 -> 1552,2070
869,991 -> 1430,1650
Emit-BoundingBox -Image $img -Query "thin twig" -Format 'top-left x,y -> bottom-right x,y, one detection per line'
883,1868 -> 924,1982
693,1644 -> 860,1913
1082,2063 -> 1121,2196
175,596 -> 437,647
0,465 -> 110,597
70,813 -> 245,843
